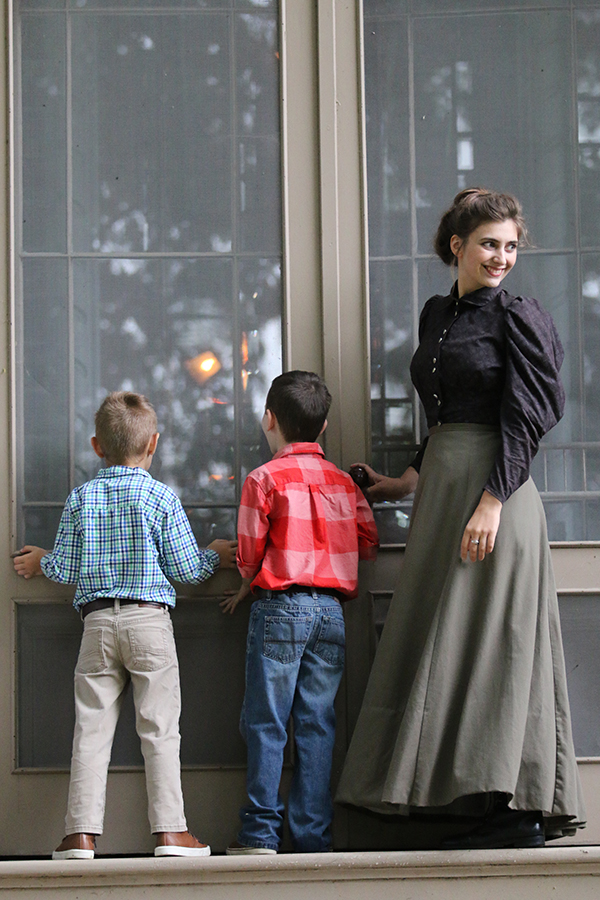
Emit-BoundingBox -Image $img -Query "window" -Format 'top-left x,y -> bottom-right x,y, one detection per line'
364,0 -> 600,541
14,0 -> 282,768
16,0 -> 282,550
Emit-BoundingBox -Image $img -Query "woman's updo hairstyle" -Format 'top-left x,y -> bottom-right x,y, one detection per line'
434,187 -> 528,266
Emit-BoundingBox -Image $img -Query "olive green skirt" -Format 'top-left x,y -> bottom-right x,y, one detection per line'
336,424 -> 585,834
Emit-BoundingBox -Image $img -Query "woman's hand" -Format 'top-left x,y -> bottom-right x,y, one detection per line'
460,491 -> 503,562
352,464 -> 419,503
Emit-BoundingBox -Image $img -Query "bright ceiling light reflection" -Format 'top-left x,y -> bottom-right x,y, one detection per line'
185,351 -> 222,384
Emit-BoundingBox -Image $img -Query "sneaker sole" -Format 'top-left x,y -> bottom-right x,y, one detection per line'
52,849 -> 95,860
226,847 -> 277,856
154,845 -> 211,857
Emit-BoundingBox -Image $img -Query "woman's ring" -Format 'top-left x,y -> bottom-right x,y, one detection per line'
470,538 -> 480,545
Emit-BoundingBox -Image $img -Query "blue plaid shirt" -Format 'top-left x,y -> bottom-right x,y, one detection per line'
40,466 -> 220,611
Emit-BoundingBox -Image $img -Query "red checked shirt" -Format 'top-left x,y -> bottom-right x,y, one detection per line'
237,443 -> 378,600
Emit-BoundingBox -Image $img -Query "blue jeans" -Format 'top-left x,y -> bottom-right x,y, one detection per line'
238,590 -> 346,852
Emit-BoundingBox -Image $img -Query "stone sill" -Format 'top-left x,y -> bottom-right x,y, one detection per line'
0,846 -> 598,891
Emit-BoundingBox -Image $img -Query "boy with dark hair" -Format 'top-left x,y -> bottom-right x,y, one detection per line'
14,391 -> 237,860
221,371 -> 378,854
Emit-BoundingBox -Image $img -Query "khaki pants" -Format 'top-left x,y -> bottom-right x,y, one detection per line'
65,601 -> 187,835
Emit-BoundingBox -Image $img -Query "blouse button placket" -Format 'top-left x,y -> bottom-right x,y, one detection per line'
433,322 -> 450,426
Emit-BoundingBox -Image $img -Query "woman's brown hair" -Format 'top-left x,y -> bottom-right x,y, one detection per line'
433,187 -> 528,266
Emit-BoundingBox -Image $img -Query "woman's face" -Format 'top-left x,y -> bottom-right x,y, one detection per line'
450,219 -> 519,297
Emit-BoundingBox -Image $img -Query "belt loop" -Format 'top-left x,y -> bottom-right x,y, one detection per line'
114,598 -> 120,614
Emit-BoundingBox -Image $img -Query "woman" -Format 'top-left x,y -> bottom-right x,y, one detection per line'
336,188 -> 585,849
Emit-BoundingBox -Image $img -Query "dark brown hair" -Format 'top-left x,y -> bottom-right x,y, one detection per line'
433,187 -> 528,266
266,371 -> 331,443
95,391 -> 157,464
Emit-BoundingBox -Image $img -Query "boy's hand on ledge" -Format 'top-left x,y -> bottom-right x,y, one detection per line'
220,578 -> 252,615
208,539 -> 238,569
12,546 -> 47,579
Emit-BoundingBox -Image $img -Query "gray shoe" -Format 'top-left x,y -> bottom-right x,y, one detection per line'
226,841 -> 277,856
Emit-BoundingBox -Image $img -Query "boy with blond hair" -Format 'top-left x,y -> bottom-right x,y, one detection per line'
222,371 -> 378,854
14,391 -> 237,859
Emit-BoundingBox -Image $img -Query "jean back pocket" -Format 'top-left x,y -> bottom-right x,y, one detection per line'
263,615 -> 312,664
314,615 -> 345,667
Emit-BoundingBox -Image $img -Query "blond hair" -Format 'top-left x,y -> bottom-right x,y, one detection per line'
94,392 -> 157,464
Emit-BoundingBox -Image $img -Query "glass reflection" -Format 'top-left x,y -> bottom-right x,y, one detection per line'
18,0 -> 282,548
413,11 -> 575,252
364,2 -> 600,540
72,13 -> 232,254
578,11 -> 600,247
582,256 -> 600,442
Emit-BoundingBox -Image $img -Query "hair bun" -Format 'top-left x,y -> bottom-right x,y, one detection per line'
433,187 -> 526,266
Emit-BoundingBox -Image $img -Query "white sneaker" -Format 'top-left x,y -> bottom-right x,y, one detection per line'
154,831 -> 211,857
52,833 -> 95,860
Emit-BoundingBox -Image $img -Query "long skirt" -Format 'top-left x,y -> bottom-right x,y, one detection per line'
336,424 -> 586,835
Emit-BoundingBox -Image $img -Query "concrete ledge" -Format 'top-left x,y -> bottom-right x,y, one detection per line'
0,847 -> 598,898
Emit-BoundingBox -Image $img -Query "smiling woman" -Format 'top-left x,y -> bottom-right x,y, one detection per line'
337,188 -> 586,850
450,220 -> 519,297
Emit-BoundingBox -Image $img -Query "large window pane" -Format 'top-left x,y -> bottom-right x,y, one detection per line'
73,257 -> 238,502
16,600 -> 251,768
578,11 -> 600,247
364,2 -> 600,541
21,14 -> 67,252
558,594 -> 600,757
582,254 -> 600,441
412,11 -> 575,252
72,14 -> 232,254
22,259 -> 70,503
364,18 -> 410,258
16,0 -> 282,772
17,0 -> 282,550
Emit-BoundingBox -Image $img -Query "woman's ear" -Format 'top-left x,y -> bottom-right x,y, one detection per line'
450,234 -> 463,259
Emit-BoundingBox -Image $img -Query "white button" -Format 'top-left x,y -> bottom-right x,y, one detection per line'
432,367 -> 436,373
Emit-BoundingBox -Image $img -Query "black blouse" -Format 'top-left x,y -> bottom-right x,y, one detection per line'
409,284 -> 565,503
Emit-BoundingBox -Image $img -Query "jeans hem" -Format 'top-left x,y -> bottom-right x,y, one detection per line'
237,836 -> 280,851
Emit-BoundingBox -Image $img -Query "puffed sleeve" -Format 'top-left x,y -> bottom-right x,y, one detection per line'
484,296 -> 565,503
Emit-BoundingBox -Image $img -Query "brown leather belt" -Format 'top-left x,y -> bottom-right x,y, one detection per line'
81,599 -> 168,619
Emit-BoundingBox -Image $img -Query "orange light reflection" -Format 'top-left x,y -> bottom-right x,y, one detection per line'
185,351 -> 222,384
